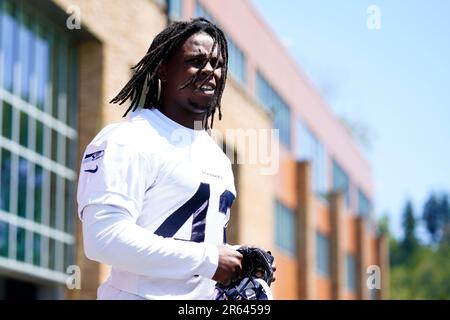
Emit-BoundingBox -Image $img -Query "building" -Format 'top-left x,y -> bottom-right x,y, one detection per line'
0,0 -> 389,299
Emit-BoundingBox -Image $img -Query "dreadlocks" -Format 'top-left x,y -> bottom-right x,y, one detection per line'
110,18 -> 228,129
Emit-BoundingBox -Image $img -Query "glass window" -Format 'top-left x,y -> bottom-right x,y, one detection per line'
55,38 -> 68,120
167,0 -> 182,20
332,160 -> 351,207
275,200 -> 296,255
51,129 -> 58,161
2,102 -> 13,139
64,243 -> 72,271
346,254 -> 357,291
16,227 -> 26,262
17,157 -> 27,218
1,1 -> 16,92
0,221 -> 8,257
35,120 -> 44,155
0,149 -> 11,212
19,13 -> 33,100
55,241 -> 64,272
33,233 -> 41,266
49,238 -> 55,270
227,38 -> 246,85
0,0 -> 77,281
64,178 -> 74,234
35,27 -> 49,110
33,164 -> 43,223
49,172 -> 57,228
195,1 -> 213,21
256,71 -> 291,148
369,288 -> 378,300
358,189 -> 371,217
67,44 -> 77,129
316,231 -> 330,276
65,136 -> 75,169
19,111 -> 28,147
297,120 -> 327,196
195,2 -> 247,85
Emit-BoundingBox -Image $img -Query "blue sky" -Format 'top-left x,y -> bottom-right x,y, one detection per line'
252,0 -> 450,239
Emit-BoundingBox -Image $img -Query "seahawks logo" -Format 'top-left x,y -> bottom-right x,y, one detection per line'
83,150 -> 104,163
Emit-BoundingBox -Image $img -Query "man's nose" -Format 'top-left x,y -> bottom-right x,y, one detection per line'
201,61 -> 215,74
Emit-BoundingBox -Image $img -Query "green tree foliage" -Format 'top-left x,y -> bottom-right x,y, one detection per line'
423,193 -> 450,244
390,242 -> 450,299
388,194 -> 450,299
401,200 -> 418,259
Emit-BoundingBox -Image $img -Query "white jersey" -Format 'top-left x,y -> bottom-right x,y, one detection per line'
77,108 -> 236,299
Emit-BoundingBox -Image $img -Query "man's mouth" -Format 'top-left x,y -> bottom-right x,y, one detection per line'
195,83 -> 216,95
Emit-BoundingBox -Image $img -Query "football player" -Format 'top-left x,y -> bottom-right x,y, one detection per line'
77,18 -> 243,299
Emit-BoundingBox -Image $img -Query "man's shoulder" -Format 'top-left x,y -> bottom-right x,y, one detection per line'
203,133 -> 233,167
85,116 -> 164,160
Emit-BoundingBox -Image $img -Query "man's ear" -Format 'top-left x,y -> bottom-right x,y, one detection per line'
157,64 -> 168,82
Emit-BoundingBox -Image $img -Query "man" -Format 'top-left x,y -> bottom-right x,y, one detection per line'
77,18 -> 246,300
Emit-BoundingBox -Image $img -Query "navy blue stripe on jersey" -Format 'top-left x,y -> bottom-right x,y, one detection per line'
219,191 -> 234,244
219,190 -> 235,214
190,198 -> 209,242
155,183 -> 210,241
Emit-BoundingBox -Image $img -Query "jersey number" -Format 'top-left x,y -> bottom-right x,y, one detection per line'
154,183 -> 235,242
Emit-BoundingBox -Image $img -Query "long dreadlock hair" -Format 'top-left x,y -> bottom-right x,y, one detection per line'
110,18 -> 228,129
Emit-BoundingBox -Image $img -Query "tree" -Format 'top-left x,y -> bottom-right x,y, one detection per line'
390,196 -> 450,299
423,193 -> 442,244
377,213 -> 390,236
401,200 -> 418,257
423,192 -> 450,244
440,194 -> 450,244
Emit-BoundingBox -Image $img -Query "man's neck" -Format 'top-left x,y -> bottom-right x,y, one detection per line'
158,105 -> 207,130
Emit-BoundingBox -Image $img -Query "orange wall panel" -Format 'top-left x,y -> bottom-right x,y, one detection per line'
343,291 -> 357,300
315,275 -> 332,300
271,249 -> 298,300
344,215 -> 357,254
275,147 -> 298,209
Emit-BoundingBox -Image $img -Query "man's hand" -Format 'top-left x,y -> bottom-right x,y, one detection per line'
212,245 -> 243,285
255,262 -> 277,283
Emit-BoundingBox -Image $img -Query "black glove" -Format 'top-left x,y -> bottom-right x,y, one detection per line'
214,246 -> 275,300
237,246 -> 275,286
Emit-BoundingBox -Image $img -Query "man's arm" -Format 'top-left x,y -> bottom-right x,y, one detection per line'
82,204 -> 242,282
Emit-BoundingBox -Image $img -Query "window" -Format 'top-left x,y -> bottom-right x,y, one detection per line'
369,288 -> 379,300
256,71 -> 291,148
167,0 -> 182,20
358,189 -> 371,217
297,120 -> 327,196
275,200 -> 296,255
0,0 -> 77,281
316,232 -> 330,276
227,38 -> 246,85
195,1 -> 213,21
0,221 -> 8,257
195,1 -> 247,85
332,160 -> 351,207
345,254 -> 357,291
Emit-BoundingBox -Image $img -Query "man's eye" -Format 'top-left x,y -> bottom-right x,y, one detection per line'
189,58 -> 204,66
210,59 -> 224,68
